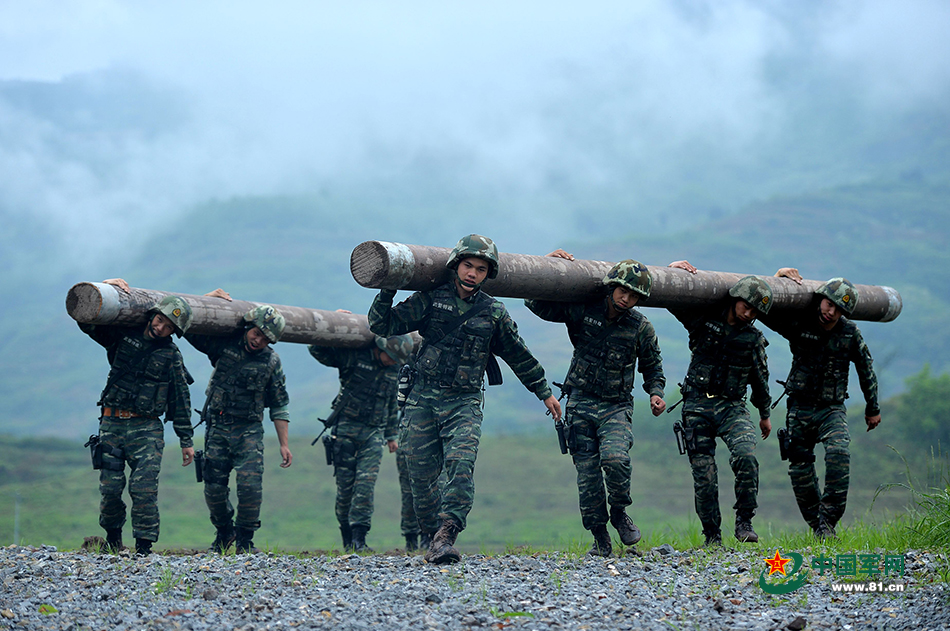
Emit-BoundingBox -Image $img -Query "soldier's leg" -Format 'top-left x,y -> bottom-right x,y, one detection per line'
97,419 -> 128,535
396,446 -> 419,539
598,402 -> 635,513
786,404 -> 821,529
720,404 -> 759,520
568,399 -> 608,531
233,423 -> 265,531
124,417 -> 165,543
438,394 -> 483,531
816,406 -> 851,527
203,423 -> 236,530
684,409 -> 721,538
332,434 -> 359,529
348,428 -> 384,530
404,398 -> 444,535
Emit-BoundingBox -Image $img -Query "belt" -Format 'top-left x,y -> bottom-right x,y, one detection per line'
101,407 -> 155,419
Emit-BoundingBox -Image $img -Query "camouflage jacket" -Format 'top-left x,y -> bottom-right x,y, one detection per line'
368,282 -> 553,400
308,345 -> 399,441
80,323 -> 194,447
669,304 -> 771,418
524,296 -> 665,402
186,331 -> 290,423
761,309 -> 880,416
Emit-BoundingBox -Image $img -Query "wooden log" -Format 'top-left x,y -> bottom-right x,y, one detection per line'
350,240 -> 902,322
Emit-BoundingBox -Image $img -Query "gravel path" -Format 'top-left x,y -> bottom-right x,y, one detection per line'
1,544 -> 947,630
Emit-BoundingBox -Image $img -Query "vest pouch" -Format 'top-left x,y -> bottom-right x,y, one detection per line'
416,344 -> 442,376
686,363 -> 715,392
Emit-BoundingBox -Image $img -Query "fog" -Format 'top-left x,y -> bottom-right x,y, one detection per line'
1,0 -> 949,254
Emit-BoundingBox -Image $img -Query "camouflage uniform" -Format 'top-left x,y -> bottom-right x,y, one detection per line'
396,436 -> 419,541
80,323 -> 193,544
309,345 -> 399,534
368,282 -> 553,536
525,296 -> 665,533
186,331 -> 290,535
670,303 -> 771,540
761,305 -> 879,531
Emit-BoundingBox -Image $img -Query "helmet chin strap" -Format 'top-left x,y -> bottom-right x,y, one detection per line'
607,287 -> 632,312
456,269 -> 484,292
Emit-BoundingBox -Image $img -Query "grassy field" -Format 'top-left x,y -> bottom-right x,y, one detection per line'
0,415 -> 933,554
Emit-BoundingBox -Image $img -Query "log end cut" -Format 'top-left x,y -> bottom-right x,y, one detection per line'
350,241 -> 417,289
66,282 -> 122,323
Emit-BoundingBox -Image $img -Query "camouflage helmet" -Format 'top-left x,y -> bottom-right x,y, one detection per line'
243,305 -> 285,343
816,277 -> 858,315
728,276 -> 773,315
375,334 -> 414,364
602,259 -> 652,298
149,295 -> 193,337
446,234 -> 500,280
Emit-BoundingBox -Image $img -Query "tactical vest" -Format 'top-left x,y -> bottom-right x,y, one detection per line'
685,317 -> 763,400
413,284 -> 499,392
335,351 -> 398,426
100,333 -> 179,417
565,304 -> 644,401
205,342 -> 281,422
785,318 -> 857,403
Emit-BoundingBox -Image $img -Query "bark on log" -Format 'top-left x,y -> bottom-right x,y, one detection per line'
66,282 -> 377,347
350,240 -> 902,322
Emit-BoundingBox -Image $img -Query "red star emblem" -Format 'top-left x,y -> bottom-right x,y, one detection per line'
764,550 -> 792,576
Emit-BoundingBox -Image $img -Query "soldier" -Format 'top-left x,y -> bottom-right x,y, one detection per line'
368,234 -> 562,564
185,292 -> 293,553
667,261 -> 772,546
762,270 -> 881,538
525,252 -> 667,557
309,334 -> 414,552
78,278 -> 194,556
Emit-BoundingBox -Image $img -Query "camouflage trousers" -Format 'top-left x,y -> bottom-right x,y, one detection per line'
332,421 -> 384,529
682,396 -> 759,536
566,394 -> 635,531
785,400 -> 851,529
97,415 -> 165,542
402,387 -> 483,534
203,419 -> 265,531
396,445 -> 419,537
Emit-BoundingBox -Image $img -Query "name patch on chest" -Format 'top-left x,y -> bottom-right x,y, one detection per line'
583,316 -> 604,328
433,301 -> 455,312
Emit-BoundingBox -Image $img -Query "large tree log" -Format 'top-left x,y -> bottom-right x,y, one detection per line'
350,241 -> 902,322
66,282 -> 376,347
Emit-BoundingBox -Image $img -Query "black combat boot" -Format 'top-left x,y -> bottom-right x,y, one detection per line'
234,526 -> 258,554
105,528 -> 123,553
134,538 -> 153,556
609,508 -> 641,546
735,515 -> 758,543
210,523 -> 235,553
350,525 -> 374,553
405,533 -> 419,552
814,516 -> 838,540
588,526 -> 613,557
424,519 -> 461,564
340,523 -> 353,551
703,530 -> 723,547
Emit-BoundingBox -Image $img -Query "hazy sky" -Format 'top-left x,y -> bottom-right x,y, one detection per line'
1,0 -> 949,248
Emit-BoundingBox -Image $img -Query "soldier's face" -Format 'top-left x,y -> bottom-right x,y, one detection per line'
146,313 -> 175,339
455,257 -> 490,296
611,286 -> 639,310
244,326 -> 271,352
818,298 -> 842,328
733,300 -> 758,324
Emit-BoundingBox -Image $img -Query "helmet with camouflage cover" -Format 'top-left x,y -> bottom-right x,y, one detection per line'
728,276 -> 773,315
375,334 -> 414,364
149,295 -> 193,337
446,234 -> 500,280
243,305 -> 285,343
602,259 -> 652,298
816,277 -> 858,315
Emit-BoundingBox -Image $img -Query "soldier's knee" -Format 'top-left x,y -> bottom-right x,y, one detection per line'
788,446 -> 816,464
203,459 -> 231,486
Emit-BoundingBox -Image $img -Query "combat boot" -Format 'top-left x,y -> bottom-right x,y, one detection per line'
609,508 -> 641,546
703,530 -> 723,547
340,523 -> 353,551
234,526 -> 258,554
134,538 -> 153,556
814,516 -> 838,540
405,533 -> 419,552
105,528 -> 123,553
350,525 -> 374,553
424,519 -> 461,564
735,516 -> 759,543
210,523 -> 235,553
587,526 -> 613,557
